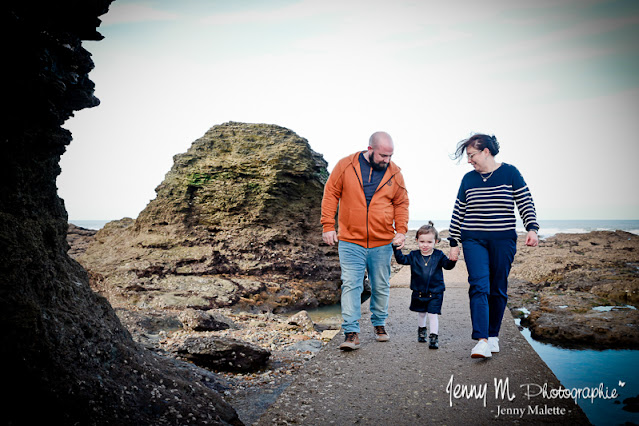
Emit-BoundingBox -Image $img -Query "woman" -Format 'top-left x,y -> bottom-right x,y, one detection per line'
448,133 -> 539,359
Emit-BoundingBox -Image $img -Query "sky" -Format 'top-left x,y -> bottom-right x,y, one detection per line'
57,0 -> 639,222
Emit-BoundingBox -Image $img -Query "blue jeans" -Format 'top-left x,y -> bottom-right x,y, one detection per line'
462,238 -> 517,340
338,241 -> 393,333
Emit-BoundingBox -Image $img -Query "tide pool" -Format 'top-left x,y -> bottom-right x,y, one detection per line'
516,320 -> 639,426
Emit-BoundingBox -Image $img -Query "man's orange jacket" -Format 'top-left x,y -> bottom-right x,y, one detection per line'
321,151 -> 409,248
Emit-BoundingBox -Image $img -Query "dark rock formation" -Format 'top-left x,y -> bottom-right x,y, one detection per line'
623,395 -> 639,413
179,308 -> 237,332
77,122 -> 341,313
171,336 -> 271,372
67,223 -> 98,258
1,3 -> 240,425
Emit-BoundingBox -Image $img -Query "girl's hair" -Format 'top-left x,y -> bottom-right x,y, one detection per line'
416,221 -> 439,242
451,133 -> 500,162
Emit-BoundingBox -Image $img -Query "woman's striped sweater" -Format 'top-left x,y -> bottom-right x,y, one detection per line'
448,163 -> 539,247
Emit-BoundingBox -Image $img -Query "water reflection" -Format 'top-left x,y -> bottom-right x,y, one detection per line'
284,303 -> 342,327
516,319 -> 639,426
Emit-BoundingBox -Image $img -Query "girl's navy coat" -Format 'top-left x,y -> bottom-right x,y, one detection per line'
393,248 -> 456,294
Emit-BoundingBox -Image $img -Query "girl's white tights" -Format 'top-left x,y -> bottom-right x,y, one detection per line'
418,312 -> 439,335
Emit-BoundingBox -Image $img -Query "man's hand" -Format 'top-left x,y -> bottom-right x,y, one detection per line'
392,233 -> 406,250
449,246 -> 460,261
525,230 -> 539,247
323,230 -> 338,246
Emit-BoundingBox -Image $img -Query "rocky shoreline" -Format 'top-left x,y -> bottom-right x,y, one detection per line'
508,230 -> 639,348
68,223 -> 639,353
68,224 -> 638,423
102,303 -> 341,425
70,222 -> 342,423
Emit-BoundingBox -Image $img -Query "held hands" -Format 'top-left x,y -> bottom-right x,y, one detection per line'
449,246 -> 460,261
526,230 -> 539,247
322,230 -> 339,246
392,233 -> 406,250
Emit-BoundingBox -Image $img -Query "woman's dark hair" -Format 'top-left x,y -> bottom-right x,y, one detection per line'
416,221 -> 439,242
451,133 -> 500,162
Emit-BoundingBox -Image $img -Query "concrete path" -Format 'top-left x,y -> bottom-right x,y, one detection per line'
258,262 -> 590,425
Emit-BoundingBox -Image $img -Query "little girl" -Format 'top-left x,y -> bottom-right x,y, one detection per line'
393,221 -> 456,348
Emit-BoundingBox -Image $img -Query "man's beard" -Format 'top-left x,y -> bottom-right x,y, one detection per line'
369,151 -> 388,171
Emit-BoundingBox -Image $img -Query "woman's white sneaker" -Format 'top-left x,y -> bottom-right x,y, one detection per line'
471,340 -> 492,358
488,337 -> 500,353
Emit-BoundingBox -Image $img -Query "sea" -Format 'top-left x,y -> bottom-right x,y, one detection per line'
70,219 -> 639,237
408,219 -> 639,239
69,218 -> 638,425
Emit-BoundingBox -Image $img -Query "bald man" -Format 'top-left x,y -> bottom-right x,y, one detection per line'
321,131 -> 410,350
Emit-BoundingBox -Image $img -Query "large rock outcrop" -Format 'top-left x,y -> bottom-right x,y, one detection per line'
77,122 -> 341,313
2,3 -> 240,425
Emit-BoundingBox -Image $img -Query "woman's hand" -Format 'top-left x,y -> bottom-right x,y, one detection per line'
449,246 -> 460,261
525,230 -> 539,247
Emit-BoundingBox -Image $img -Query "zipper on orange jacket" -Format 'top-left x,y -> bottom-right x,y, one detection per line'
353,161 -> 398,249
352,163 -> 369,248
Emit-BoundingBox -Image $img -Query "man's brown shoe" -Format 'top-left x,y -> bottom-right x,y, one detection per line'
339,332 -> 360,351
374,325 -> 390,342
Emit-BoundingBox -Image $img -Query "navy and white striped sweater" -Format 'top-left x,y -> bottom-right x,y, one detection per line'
448,163 -> 539,247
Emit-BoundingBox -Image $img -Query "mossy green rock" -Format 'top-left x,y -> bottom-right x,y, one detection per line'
79,122 -> 341,312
